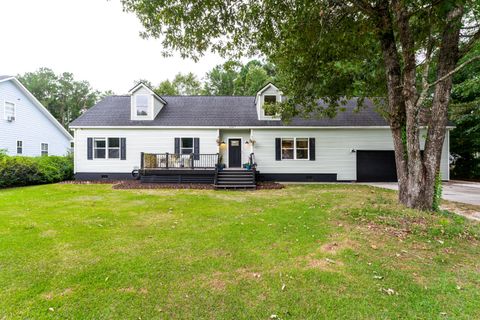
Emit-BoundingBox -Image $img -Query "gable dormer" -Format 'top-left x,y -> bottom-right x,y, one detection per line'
255,82 -> 282,120
129,82 -> 166,121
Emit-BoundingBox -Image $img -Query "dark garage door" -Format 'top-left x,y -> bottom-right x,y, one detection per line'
356,151 -> 398,182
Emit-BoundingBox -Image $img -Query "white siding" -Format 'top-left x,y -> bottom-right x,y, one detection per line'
74,128 -> 218,173
251,128 -> 450,180
0,80 -> 71,156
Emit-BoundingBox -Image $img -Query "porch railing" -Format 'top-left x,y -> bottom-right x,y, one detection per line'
141,152 -> 219,170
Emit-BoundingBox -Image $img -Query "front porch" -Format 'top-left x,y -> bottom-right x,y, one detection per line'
138,152 -> 257,187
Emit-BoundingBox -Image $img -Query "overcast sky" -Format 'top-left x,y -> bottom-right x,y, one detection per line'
0,0 -> 225,93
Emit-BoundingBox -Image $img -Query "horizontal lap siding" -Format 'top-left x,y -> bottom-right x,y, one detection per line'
0,81 -> 71,156
252,128 -> 450,181
74,128 -> 218,173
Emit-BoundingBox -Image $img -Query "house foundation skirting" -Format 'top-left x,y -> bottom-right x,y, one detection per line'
75,172 -> 135,180
257,173 -> 338,182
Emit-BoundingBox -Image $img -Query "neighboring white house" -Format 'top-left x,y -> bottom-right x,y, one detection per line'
0,76 -> 73,156
69,82 -> 451,183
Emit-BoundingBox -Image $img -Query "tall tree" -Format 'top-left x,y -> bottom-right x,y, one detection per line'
203,61 -> 240,95
18,68 -> 102,127
172,72 -> 202,95
156,79 -> 178,95
449,43 -> 480,179
122,0 -> 480,210
203,60 -> 276,95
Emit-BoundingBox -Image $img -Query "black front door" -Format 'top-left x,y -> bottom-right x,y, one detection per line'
228,139 -> 242,168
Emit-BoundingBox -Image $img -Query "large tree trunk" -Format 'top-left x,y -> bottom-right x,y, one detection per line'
375,2 -> 409,204
373,1 -> 463,210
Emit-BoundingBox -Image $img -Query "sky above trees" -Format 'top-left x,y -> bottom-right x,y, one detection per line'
0,0 -> 224,93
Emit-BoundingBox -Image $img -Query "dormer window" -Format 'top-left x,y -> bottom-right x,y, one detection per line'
263,95 -> 277,116
129,82 -> 166,121
255,83 -> 282,120
135,95 -> 149,116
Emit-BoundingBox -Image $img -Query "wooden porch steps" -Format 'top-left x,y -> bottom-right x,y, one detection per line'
214,170 -> 256,190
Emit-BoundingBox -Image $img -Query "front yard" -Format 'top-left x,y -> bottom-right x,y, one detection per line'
0,184 -> 479,319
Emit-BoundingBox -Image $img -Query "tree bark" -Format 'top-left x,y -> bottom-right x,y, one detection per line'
370,1 -> 464,210
422,6 -> 463,208
374,2 -> 409,204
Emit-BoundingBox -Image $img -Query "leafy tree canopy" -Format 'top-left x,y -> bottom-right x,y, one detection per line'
18,68 -> 106,127
121,0 -> 480,210
450,43 -> 480,178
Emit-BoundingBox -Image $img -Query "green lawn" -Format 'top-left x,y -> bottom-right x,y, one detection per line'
0,184 -> 479,319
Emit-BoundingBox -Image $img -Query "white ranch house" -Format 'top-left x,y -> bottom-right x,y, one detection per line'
69,83 -> 450,188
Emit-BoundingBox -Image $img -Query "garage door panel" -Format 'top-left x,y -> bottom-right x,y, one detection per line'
357,151 -> 397,182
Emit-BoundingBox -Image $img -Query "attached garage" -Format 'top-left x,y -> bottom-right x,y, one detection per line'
356,150 -> 398,182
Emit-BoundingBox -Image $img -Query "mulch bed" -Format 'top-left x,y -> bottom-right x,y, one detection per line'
113,180 -> 214,190
256,182 -> 285,190
60,180 -> 126,185
61,180 -> 285,190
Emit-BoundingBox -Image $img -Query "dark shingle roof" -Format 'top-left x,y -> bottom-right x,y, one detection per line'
70,95 -> 389,127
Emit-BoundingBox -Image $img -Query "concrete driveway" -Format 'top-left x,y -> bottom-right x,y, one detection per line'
364,180 -> 480,206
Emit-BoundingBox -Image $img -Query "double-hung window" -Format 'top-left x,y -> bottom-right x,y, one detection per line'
5,101 -> 15,120
281,138 -> 309,160
94,138 -> 106,159
180,138 -> 194,155
135,95 -> 149,116
108,138 -> 120,159
41,143 -> 48,156
94,137 -> 121,159
17,141 -> 22,154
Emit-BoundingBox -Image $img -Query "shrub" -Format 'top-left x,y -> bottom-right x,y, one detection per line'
0,154 -> 73,188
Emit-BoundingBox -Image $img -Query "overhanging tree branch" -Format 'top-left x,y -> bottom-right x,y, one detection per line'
427,55 -> 480,89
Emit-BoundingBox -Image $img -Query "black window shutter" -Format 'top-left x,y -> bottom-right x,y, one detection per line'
309,138 -> 316,161
120,138 -> 127,160
174,137 -> 180,155
193,138 -> 200,160
87,138 -> 93,160
275,138 -> 281,161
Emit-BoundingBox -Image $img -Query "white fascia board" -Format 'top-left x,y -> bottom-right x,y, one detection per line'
69,125 -> 456,130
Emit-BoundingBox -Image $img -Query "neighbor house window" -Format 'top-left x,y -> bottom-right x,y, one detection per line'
17,141 -> 22,154
108,138 -> 120,159
281,138 -> 309,160
263,95 -> 277,116
94,138 -> 106,159
4,101 -> 15,120
41,143 -> 48,156
180,138 -> 194,155
135,95 -> 149,116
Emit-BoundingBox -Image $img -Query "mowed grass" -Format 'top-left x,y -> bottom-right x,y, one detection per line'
0,184 -> 479,319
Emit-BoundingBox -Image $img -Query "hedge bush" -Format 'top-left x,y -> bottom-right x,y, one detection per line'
0,153 -> 73,188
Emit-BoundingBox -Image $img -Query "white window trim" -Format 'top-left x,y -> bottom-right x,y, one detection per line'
107,137 -> 121,159
135,94 -> 150,117
180,137 -> 194,155
281,137 -> 310,161
4,101 -> 15,120
17,141 -> 22,155
93,137 -> 122,160
41,143 -> 49,156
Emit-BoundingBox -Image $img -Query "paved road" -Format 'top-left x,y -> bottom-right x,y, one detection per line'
364,180 -> 480,206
